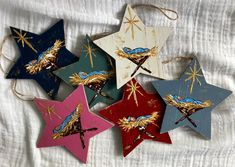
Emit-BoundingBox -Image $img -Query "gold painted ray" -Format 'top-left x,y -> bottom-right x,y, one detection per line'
84,41 -> 96,68
13,29 -> 37,53
123,7 -> 142,40
184,61 -> 203,94
45,106 -> 62,120
39,104 -> 62,120
126,80 -> 144,106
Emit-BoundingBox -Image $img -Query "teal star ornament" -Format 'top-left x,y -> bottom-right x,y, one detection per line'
152,58 -> 232,139
54,35 -> 122,107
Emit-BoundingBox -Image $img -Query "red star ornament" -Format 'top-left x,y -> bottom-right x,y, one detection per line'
99,79 -> 172,157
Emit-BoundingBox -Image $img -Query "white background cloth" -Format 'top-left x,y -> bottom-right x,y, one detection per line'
0,0 -> 234,166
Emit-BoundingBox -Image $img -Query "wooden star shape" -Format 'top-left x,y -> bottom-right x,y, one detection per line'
34,85 -> 113,163
94,5 -> 172,89
152,58 -> 232,139
99,79 -> 171,157
54,35 -> 122,107
6,20 -> 78,99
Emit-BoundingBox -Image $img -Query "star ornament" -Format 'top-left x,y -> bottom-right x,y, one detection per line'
94,5 -> 172,89
34,85 -> 113,163
99,79 -> 171,157
6,20 -> 78,99
54,35 -> 122,107
152,58 -> 232,139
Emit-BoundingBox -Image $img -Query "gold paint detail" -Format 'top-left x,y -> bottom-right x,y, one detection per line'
84,40 -> 96,68
25,40 -> 63,74
115,34 -> 125,45
124,145 -> 131,150
52,104 -> 82,140
165,95 -> 212,113
115,46 -> 157,59
13,29 -> 37,53
184,61 -> 203,94
44,105 -> 62,120
147,99 -> 158,108
126,80 -> 144,106
118,112 -> 159,132
123,7 -> 142,40
69,71 -> 114,86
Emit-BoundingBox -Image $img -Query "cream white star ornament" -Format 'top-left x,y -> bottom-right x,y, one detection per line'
94,5 -> 172,88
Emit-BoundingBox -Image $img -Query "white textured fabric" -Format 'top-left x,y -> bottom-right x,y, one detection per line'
0,0 -> 234,166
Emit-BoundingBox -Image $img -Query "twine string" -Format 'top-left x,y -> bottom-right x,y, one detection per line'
132,4 -> 179,20
11,79 -> 34,101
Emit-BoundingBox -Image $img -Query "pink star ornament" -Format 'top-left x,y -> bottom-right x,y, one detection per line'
34,85 -> 113,163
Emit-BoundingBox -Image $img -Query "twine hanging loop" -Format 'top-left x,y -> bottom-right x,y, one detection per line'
132,4 -> 179,20
11,80 -> 35,101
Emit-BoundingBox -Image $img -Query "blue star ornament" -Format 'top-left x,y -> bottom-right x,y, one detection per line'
152,58 -> 232,139
6,20 -> 78,99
